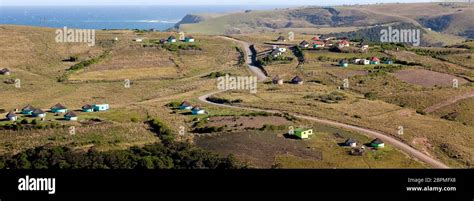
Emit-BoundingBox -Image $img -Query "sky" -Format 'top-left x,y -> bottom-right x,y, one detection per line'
0,0 -> 434,6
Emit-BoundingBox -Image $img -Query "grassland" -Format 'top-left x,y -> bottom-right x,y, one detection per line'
208,35 -> 474,167
194,119 -> 426,168
1,22 -> 473,168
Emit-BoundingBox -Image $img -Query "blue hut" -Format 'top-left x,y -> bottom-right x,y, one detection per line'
50,103 -> 68,113
21,105 -> 35,115
82,104 -> 94,112
93,104 -> 110,112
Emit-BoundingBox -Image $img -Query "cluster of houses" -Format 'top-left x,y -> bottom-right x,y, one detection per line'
299,36 -> 366,50
179,101 -> 207,115
343,138 -> 385,156
338,57 -> 393,67
272,75 -> 304,85
161,35 -> 195,43
285,126 -> 386,152
4,103 -> 110,122
134,35 -> 195,44
0,68 -> 11,75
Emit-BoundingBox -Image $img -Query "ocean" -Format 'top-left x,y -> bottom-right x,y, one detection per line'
0,6 -> 287,30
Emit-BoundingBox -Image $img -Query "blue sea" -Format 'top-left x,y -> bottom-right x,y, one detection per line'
0,6 -> 288,30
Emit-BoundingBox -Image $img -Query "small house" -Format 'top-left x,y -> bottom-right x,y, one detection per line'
294,128 -> 313,139
384,59 -> 393,64
276,36 -> 285,42
312,41 -> 325,48
167,36 -> 177,43
114,37 -> 119,41
6,112 -> 17,121
64,111 -> 78,121
370,57 -> 380,65
21,105 -> 35,115
191,106 -> 206,115
32,109 -> 46,118
272,75 -> 284,85
93,104 -> 110,112
338,40 -> 350,48
133,38 -> 143,42
312,36 -> 320,41
179,101 -> 193,110
339,59 -> 349,67
0,68 -> 11,75
184,36 -> 195,43
359,59 -> 370,65
361,44 -> 369,50
50,103 -> 68,113
344,138 -> 357,147
371,138 -> 385,148
291,76 -> 303,85
353,59 -> 362,64
299,40 -> 310,48
82,104 -> 94,112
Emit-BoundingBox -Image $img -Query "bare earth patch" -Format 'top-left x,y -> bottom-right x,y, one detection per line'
393,69 -> 468,88
412,137 -> 433,158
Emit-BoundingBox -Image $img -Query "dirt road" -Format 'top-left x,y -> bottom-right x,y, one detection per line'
199,37 -> 449,169
218,36 -> 267,81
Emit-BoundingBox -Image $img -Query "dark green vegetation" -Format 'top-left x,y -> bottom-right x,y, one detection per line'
324,23 -> 431,46
304,91 -> 347,104
57,51 -> 110,82
0,143 -> 241,169
0,118 -> 243,169
257,55 -> 294,66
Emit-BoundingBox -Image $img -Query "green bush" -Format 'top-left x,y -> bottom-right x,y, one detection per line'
364,92 -> 378,100
416,109 -> 427,115
316,91 -> 347,104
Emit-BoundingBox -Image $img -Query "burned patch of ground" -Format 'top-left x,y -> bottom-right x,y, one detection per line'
195,131 -> 322,168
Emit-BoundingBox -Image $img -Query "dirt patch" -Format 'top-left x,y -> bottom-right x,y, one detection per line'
393,69 -> 468,88
207,116 -> 291,130
397,109 -> 413,117
412,137 -> 433,158
195,131 -> 322,168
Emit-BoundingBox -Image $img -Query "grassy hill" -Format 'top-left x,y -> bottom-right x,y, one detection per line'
177,2 -> 474,43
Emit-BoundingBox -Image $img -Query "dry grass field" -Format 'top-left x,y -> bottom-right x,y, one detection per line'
1,23 -> 473,168
206,34 -> 474,167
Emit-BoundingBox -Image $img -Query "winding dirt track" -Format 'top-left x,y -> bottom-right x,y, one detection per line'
198,36 -> 450,169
